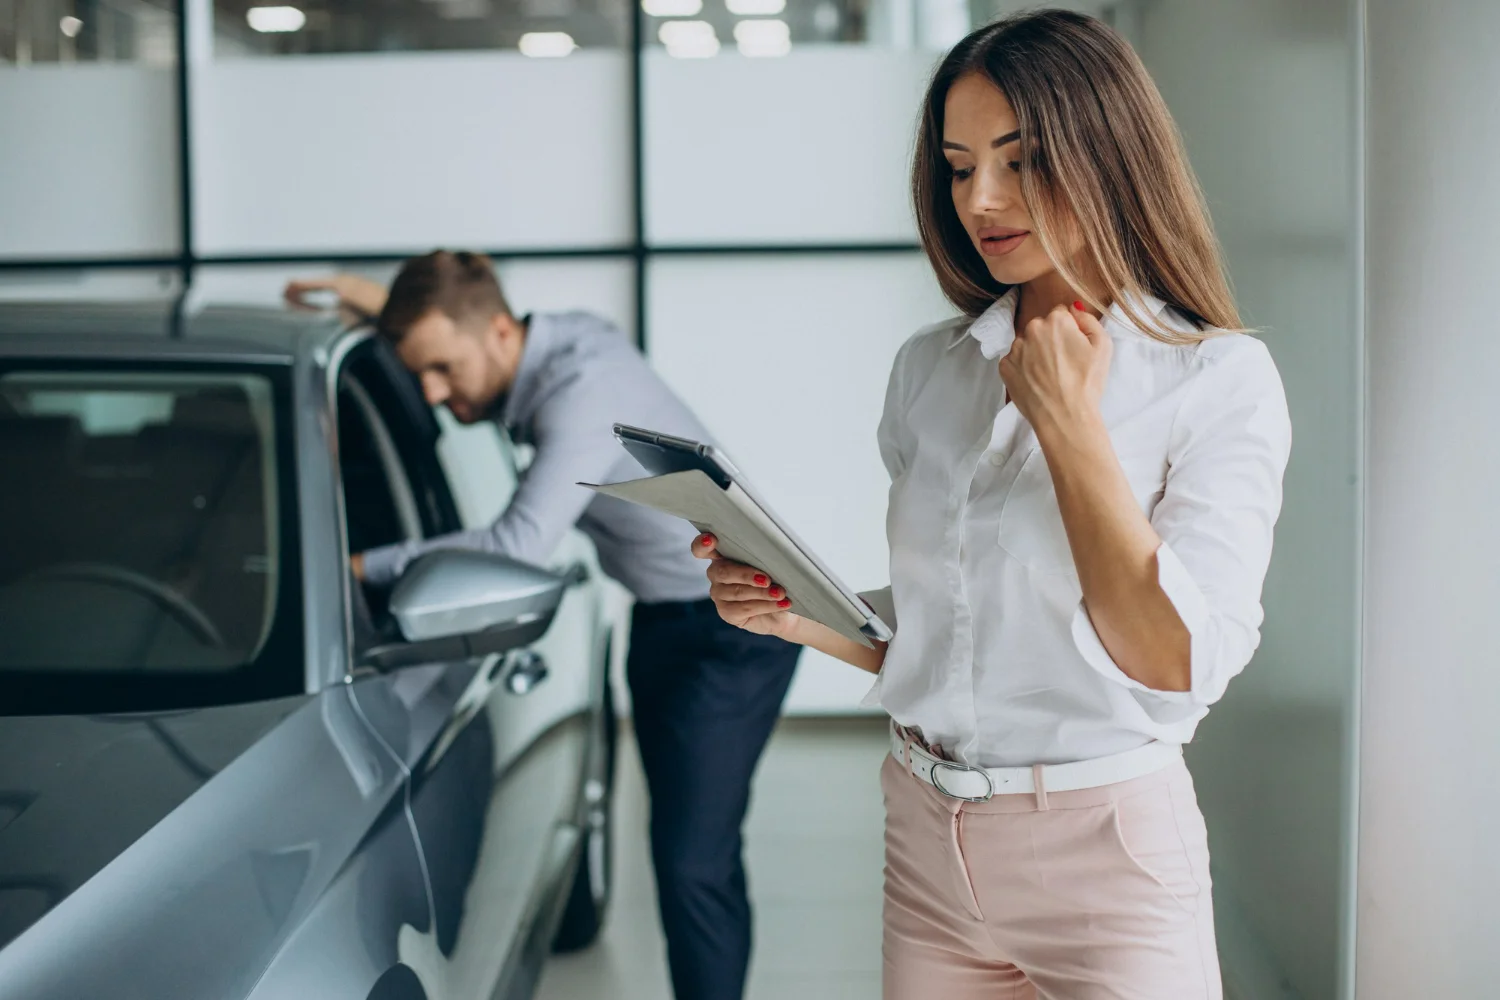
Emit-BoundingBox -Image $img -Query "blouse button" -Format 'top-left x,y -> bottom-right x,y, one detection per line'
987,452 -> 1005,467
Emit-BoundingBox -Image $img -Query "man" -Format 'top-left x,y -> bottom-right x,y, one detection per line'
285,252 -> 798,1000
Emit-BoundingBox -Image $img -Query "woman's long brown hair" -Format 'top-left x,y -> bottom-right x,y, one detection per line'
913,9 -> 1241,342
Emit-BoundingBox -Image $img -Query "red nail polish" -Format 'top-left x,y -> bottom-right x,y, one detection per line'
777,599 -> 792,609
754,574 -> 768,586
770,586 -> 784,599
700,534 -> 714,546
1073,300 -> 1085,311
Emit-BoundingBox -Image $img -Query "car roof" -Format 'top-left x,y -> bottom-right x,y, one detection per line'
0,299 -> 355,366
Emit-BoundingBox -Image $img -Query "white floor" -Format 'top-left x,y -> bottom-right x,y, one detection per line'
536,716 -> 890,1000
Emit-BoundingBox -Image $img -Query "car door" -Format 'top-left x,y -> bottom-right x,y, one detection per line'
334,339 -> 604,1000
430,402 -> 610,805
0,350 -> 431,1000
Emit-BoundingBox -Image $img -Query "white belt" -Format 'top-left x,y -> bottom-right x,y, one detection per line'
889,722 -> 1182,802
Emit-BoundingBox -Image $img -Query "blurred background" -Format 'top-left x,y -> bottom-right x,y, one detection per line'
1,0 -> 1495,997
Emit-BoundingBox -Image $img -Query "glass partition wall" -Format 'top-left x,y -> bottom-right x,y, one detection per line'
1,4 -> 1362,995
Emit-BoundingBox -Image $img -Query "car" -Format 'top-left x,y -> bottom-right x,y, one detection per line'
0,299 -> 622,1000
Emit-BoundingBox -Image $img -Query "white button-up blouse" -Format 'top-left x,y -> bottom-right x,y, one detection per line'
862,289 -> 1292,768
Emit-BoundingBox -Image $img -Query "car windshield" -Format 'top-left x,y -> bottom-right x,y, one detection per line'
0,362 -> 303,714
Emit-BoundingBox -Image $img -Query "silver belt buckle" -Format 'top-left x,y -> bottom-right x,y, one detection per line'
929,759 -> 994,802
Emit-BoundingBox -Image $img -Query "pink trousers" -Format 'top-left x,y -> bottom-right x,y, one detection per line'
881,753 -> 1221,999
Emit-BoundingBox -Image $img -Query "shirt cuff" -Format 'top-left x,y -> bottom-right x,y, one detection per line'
359,542 -> 413,588
1069,541 -> 1208,704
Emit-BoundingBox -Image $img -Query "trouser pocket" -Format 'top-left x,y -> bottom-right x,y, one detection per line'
1108,768 -> 1212,915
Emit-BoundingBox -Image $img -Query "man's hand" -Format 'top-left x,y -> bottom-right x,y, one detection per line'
284,274 -> 390,321
350,552 -> 366,582
1000,301 -> 1112,436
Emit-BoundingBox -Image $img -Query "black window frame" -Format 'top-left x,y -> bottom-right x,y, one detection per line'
341,337 -> 464,541
0,0 -> 925,356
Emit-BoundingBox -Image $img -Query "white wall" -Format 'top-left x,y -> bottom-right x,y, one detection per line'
191,51 -> 632,255
644,41 -> 960,714
1132,1 -> 1363,997
496,258 -> 635,340
647,253 -> 952,713
645,48 -> 935,245
1357,1 -> 1500,995
190,257 -> 636,340
0,65 -> 180,259
0,268 -> 181,301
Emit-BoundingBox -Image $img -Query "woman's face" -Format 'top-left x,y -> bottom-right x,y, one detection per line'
942,72 -> 1065,287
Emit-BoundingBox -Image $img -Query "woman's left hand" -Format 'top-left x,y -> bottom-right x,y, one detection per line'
1000,302 -> 1112,434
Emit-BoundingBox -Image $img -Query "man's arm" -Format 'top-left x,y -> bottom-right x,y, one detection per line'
285,274 -> 390,322
359,376 -> 622,586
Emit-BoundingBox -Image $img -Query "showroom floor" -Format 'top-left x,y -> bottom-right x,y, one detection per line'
536,716 -> 889,1000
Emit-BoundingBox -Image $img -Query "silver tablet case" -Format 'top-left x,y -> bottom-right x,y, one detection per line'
581,469 -> 889,648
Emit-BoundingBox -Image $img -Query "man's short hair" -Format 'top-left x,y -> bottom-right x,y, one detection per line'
378,250 -> 511,343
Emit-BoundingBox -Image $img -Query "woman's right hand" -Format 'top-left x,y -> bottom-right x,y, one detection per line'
691,533 -> 802,640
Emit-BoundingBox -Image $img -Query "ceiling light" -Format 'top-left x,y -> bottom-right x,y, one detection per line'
660,20 -> 720,58
59,16 -> 84,38
734,18 -> 790,57
246,6 -> 306,32
643,0 -> 703,16
519,31 -> 577,57
726,0 -> 786,14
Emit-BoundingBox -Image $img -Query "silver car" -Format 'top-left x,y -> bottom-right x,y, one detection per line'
0,300 -> 619,1000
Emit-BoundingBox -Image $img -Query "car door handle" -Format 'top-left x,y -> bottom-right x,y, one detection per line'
505,650 -> 550,696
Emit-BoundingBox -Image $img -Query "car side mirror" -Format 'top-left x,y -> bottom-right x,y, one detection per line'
360,550 -> 571,672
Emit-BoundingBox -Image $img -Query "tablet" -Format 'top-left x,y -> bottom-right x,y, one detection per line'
613,423 -> 893,644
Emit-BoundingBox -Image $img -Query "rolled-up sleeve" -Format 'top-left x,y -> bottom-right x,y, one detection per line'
1072,337 -> 1292,710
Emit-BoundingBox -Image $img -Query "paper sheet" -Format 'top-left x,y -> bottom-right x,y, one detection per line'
582,469 -> 875,647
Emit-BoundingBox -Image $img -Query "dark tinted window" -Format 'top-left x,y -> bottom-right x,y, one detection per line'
1,0 -> 177,64
337,376 -> 413,555
0,363 -> 302,713
210,0 -> 627,57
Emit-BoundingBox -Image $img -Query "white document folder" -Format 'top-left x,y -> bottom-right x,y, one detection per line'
582,469 -> 883,648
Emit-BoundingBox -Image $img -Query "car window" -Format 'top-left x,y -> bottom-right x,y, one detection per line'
337,374 -> 422,554
0,364 -> 303,709
339,338 -> 464,541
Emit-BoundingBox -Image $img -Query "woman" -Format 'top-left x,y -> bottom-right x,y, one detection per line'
694,9 -> 1291,999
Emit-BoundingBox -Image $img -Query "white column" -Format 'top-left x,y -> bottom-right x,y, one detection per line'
1358,0 -> 1500,996
867,0 -> 916,50
916,0 -> 971,49
184,0 -> 215,65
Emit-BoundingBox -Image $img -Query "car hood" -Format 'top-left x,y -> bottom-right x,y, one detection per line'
0,697 -> 305,951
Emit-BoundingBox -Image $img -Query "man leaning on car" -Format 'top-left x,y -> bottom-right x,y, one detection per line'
286,252 -> 797,1000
